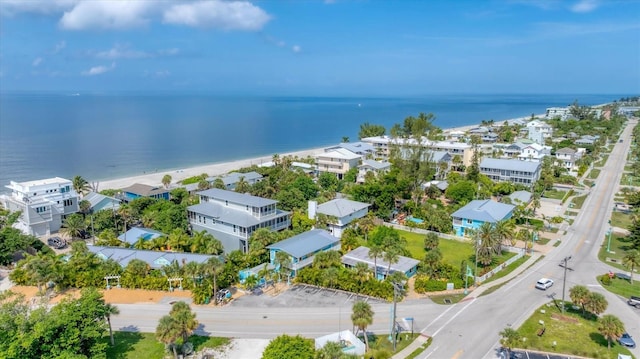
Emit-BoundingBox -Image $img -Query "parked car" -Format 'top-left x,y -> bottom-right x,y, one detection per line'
535,278 -> 554,290
47,236 -> 66,249
628,295 -> 640,309
618,333 -> 636,348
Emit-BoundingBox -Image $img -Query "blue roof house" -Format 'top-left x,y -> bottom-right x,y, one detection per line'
118,183 -> 170,202
451,199 -> 516,237
84,192 -> 121,213
266,229 -> 341,277
118,227 -> 165,246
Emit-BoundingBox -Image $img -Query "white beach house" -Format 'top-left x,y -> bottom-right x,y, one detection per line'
0,177 -> 79,236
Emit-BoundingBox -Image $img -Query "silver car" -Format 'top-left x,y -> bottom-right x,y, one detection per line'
535,278 -> 554,290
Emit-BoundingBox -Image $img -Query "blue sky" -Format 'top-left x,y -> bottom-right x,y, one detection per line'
0,0 -> 638,96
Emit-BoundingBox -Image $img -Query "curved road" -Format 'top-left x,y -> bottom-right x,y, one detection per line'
112,119 -> 639,358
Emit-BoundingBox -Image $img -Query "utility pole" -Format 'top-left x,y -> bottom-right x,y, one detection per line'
390,282 -> 403,352
559,256 -> 573,313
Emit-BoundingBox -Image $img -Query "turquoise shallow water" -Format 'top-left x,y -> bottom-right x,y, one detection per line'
0,93 -> 623,189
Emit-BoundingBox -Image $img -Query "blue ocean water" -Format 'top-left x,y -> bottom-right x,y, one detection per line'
0,93 -> 624,190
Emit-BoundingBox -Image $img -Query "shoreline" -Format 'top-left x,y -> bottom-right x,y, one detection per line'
97,113 -> 543,191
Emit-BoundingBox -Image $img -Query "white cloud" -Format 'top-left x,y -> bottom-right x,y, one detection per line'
3,0 -> 272,32
32,57 -> 43,66
94,44 -> 150,59
292,45 -> 301,53
163,0 -> 270,30
81,62 -> 115,76
53,41 -> 67,53
89,45 -> 180,59
0,0 -> 77,17
570,0 -> 599,13
60,1 -> 155,30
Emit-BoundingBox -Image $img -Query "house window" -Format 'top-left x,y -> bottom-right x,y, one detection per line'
466,219 -> 472,224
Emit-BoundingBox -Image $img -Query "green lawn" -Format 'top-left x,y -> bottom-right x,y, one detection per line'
105,332 -> 230,359
571,195 -> 587,209
482,255 -> 530,284
621,173 -> 640,186
400,230 -> 474,266
365,333 -> 420,356
542,189 -> 566,200
429,293 -> 466,304
588,168 -> 601,179
611,211 -> 633,230
598,275 -> 640,298
516,303 -> 635,359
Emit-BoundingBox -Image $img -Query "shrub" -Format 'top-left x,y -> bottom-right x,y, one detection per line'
599,274 -> 611,286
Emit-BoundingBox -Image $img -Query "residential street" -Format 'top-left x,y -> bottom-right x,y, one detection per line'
110,120 -> 640,358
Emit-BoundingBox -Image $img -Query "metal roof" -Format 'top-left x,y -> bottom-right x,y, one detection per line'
451,199 -> 515,223
120,183 -> 169,196
207,171 -> 263,185
509,191 -> 532,204
266,229 -> 339,259
188,202 -> 290,227
341,246 -> 420,273
117,227 -> 165,245
480,158 -> 541,173
87,245 -> 217,269
197,188 -> 277,207
359,159 -> 391,170
316,198 -> 370,218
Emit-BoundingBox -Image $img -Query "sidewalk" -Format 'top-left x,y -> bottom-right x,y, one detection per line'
391,250 -> 545,359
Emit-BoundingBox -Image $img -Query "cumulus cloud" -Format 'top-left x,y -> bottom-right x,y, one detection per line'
163,0 -> 271,30
60,1 -> 155,30
0,0 -> 77,16
570,0 -> 599,13
32,57 -> 43,66
81,62 -> 115,76
3,0 -> 272,32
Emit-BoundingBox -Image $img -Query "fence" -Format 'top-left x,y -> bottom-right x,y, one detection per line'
475,246 -> 525,283
383,222 -> 469,242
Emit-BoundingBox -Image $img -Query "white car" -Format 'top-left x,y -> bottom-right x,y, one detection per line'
535,278 -> 554,290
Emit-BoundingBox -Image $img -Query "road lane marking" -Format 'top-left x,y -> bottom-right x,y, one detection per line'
450,349 -> 464,359
431,298 -> 475,338
423,345 -> 439,358
420,304 -> 457,334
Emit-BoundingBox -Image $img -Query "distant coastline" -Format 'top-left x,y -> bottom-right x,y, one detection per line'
0,93 -> 624,192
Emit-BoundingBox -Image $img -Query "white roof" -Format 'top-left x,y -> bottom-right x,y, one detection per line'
317,148 -> 361,160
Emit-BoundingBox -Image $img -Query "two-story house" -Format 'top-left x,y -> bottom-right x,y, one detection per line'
1,177 -> 79,236
451,199 -> 516,236
309,198 -> 370,238
357,159 -> 391,184
360,136 -> 475,167
517,143 -> 551,162
325,142 -> 375,158
315,148 -> 362,180
187,188 -> 291,253
480,158 -> 542,186
555,147 -> 581,171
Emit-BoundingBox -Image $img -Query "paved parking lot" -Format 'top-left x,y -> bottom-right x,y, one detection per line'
230,284 -> 385,308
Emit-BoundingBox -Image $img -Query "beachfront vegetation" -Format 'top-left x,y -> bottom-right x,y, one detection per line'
0,208 -> 52,265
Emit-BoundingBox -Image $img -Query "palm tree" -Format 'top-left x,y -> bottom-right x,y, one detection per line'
244,274 -> 259,290
368,245 -> 384,280
235,176 -> 250,193
156,315 -> 180,359
162,174 -> 172,189
170,301 -> 198,344
104,303 -> 120,346
353,262 -> 371,287
204,257 -> 224,304
598,314 -> 625,350
622,249 -> 640,284
275,251 -> 292,282
357,215 -> 376,242
499,327 -> 521,357
493,219 -> 515,249
351,301 -> 374,351
585,292 -> 608,317
72,175 -> 91,197
167,228 -> 189,252
21,253 -> 61,294
60,213 -> 87,241
423,248 -> 443,279
383,247 -> 400,278
569,285 -> 590,316
473,222 -> 500,266
423,232 -> 439,251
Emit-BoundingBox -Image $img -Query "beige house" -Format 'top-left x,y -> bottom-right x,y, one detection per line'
315,148 -> 361,179
360,136 -> 475,166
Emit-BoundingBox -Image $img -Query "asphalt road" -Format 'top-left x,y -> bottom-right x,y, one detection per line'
111,119 -> 640,359
416,119 -> 640,359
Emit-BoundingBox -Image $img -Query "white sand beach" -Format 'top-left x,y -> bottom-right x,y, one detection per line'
97,146 -> 327,191
96,114 -> 541,192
